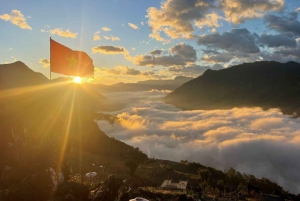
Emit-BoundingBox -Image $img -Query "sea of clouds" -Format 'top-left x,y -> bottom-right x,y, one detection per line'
97,90 -> 300,193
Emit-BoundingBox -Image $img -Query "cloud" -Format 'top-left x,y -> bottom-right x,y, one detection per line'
92,45 -> 129,55
201,52 -> 234,64
0,10 -> 32,30
103,35 -> 120,41
168,64 -> 223,77
150,50 -> 163,56
258,34 -> 296,48
264,12 -> 300,36
128,23 -> 139,29
130,43 -> 197,67
99,66 -> 154,77
93,31 -> 101,41
170,43 -> 197,60
131,55 -> 186,67
296,8 -> 300,12
198,28 -> 260,53
102,26 -> 111,31
97,90 -> 300,193
194,12 -> 221,29
146,0 -> 219,41
220,0 -> 284,24
49,28 -> 78,38
39,58 -> 50,68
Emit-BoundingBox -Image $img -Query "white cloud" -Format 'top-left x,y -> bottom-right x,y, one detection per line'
39,58 -> 50,68
99,66 -> 154,77
97,91 -> 300,193
0,10 -> 32,30
49,28 -> 78,38
93,31 -> 101,41
103,35 -> 120,41
102,26 -> 111,31
128,23 -> 139,29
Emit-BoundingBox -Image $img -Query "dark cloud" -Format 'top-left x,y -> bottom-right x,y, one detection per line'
198,29 -> 260,53
131,43 -> 197,67
92,45 -> 129,55
169,64 -> 223,76
264,12 -> 300,36
150,50 -> 163,56
201,52 -> 234,63
259,34 -> 296,48
220,0 -> 284,24
170,43 -> 197,61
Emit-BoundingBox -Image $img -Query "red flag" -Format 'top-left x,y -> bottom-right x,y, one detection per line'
50,38 -> 94,77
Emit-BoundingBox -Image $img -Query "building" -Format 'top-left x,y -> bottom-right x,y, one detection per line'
160,180 -> 188,190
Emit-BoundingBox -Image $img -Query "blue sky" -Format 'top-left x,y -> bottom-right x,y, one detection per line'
1,0 -> 300,84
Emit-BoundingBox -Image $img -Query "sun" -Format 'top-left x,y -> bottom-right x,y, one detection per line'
73,76 -> 82,84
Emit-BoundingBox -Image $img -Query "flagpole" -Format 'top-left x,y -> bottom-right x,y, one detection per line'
50,37 -> 52,80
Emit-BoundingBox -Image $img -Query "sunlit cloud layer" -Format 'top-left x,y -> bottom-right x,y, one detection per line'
49,28 -> 78,38
0,10 -> 32,30
97,91 -> 300,193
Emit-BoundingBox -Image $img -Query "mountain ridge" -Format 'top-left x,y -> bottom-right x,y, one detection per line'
164,61 -> 300,116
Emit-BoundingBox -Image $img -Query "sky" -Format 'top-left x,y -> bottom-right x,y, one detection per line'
98,90 -> 300,193
1,0 -> 300,84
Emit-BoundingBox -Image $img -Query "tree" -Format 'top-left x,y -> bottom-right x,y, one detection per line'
198,168 -> 210,182
237,183 -> 248,194
125,159 -> 138,176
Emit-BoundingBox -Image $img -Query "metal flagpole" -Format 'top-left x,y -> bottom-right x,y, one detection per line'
50,37 -> 52,80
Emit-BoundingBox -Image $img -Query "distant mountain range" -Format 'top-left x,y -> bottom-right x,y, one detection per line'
165,61 -> 300,117
97,76 -> 193,93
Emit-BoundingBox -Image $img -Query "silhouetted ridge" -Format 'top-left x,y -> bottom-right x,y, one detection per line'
165,61 -> 300,116
0,61 -> 49,89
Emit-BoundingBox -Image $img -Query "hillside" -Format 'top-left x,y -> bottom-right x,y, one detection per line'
0,61 -> 299,201
164,61 -> 300,116
0,61 -> 49,89
97,76 -> 193,93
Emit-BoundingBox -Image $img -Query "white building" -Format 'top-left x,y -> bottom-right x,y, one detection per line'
160,180 -> 188,190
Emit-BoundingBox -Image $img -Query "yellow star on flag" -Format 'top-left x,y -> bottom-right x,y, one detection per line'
66,55 -> 78,68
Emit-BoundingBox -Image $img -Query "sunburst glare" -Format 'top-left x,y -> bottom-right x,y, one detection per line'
73,76 -> 82,84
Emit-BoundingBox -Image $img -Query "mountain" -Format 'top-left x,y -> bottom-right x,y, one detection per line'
97,76 -> 193,93
0,61 -> 49,89
164,61 -> 300,116
0,62 -> 147,200
1,61 -> 299,201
